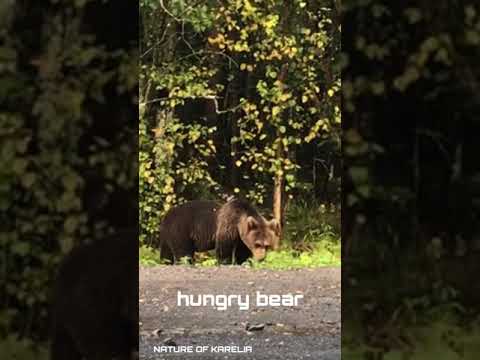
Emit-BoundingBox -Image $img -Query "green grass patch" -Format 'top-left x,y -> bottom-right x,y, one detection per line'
139,238 -> 340,269
250,242 -> 340,269
344,326 -> 480,360
139,245 -> 167,266
0,336 -> 49,360
343,305 -> 480,360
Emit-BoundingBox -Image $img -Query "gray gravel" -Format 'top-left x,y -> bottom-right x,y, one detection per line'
140,266 -> 340,359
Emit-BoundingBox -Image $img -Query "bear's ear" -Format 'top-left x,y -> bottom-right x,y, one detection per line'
268,218 -> 281,235
246,216 -> 258,231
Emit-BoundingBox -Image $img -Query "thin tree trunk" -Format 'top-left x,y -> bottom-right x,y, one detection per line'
273,153 -> 284,227
230,83 -> 240,190
272,64 -> 290,236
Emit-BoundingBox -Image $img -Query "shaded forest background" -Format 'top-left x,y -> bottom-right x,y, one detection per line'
343,1 -> 480,358
1,1 -> 137,357
139,0 -> 342,253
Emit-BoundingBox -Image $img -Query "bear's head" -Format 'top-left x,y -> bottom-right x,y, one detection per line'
238,216 -> 280,260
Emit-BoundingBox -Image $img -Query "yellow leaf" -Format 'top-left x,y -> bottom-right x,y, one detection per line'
272,106 -> 281,117
244,0 -> 256,14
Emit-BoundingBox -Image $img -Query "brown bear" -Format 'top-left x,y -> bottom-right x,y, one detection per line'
50,229 -> 138,360
158,199 -> 280,264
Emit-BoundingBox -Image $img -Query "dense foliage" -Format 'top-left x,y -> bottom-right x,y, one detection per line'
0,1 -> 137,356
343,1 -> 480,358
343,0 -> 480,287
139,0 -> 341,243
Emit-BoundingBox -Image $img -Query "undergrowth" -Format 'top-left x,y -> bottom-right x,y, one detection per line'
343,302 -> 480,360
0,336 -> 49,360
139,237 -> 340,269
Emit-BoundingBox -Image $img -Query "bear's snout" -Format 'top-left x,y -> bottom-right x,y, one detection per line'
252,247 -> 267,261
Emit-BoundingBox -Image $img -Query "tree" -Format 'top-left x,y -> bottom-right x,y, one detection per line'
139,0 -> 341,244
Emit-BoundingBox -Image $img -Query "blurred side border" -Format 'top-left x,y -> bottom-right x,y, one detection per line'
0,1 -> 138,358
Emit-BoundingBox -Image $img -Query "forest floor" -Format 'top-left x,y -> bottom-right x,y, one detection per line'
139,266 -> 340,360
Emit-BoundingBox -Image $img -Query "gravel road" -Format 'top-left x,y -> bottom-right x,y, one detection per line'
139,266 -> 340,360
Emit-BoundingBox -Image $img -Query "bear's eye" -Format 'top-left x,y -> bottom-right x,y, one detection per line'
254,243 -> 264,249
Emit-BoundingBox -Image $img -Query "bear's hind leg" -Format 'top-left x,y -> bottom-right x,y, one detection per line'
159,240 -> 174,264
50,325 -> 83,360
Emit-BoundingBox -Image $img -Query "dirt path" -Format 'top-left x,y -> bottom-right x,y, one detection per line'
140,266 -> 340,360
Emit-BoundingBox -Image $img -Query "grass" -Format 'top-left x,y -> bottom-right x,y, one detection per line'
250,243 -> 340,269
0,336 -> 49,360
343,302 -> 480,360
139,244 -> 165,266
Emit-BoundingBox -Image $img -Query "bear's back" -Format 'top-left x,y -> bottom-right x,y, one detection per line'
160,200 -> 220,254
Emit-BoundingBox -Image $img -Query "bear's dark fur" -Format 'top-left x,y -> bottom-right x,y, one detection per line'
158,199 -> 280,264
50,229 -> 138,360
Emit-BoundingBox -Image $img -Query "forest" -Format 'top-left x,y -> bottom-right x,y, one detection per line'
343,1 -> 480,359
139,0 -> 342,267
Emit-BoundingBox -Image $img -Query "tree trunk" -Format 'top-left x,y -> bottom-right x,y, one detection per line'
229,84 -> 240,190
271,64 -> 290,238
273,164 -> 284,228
